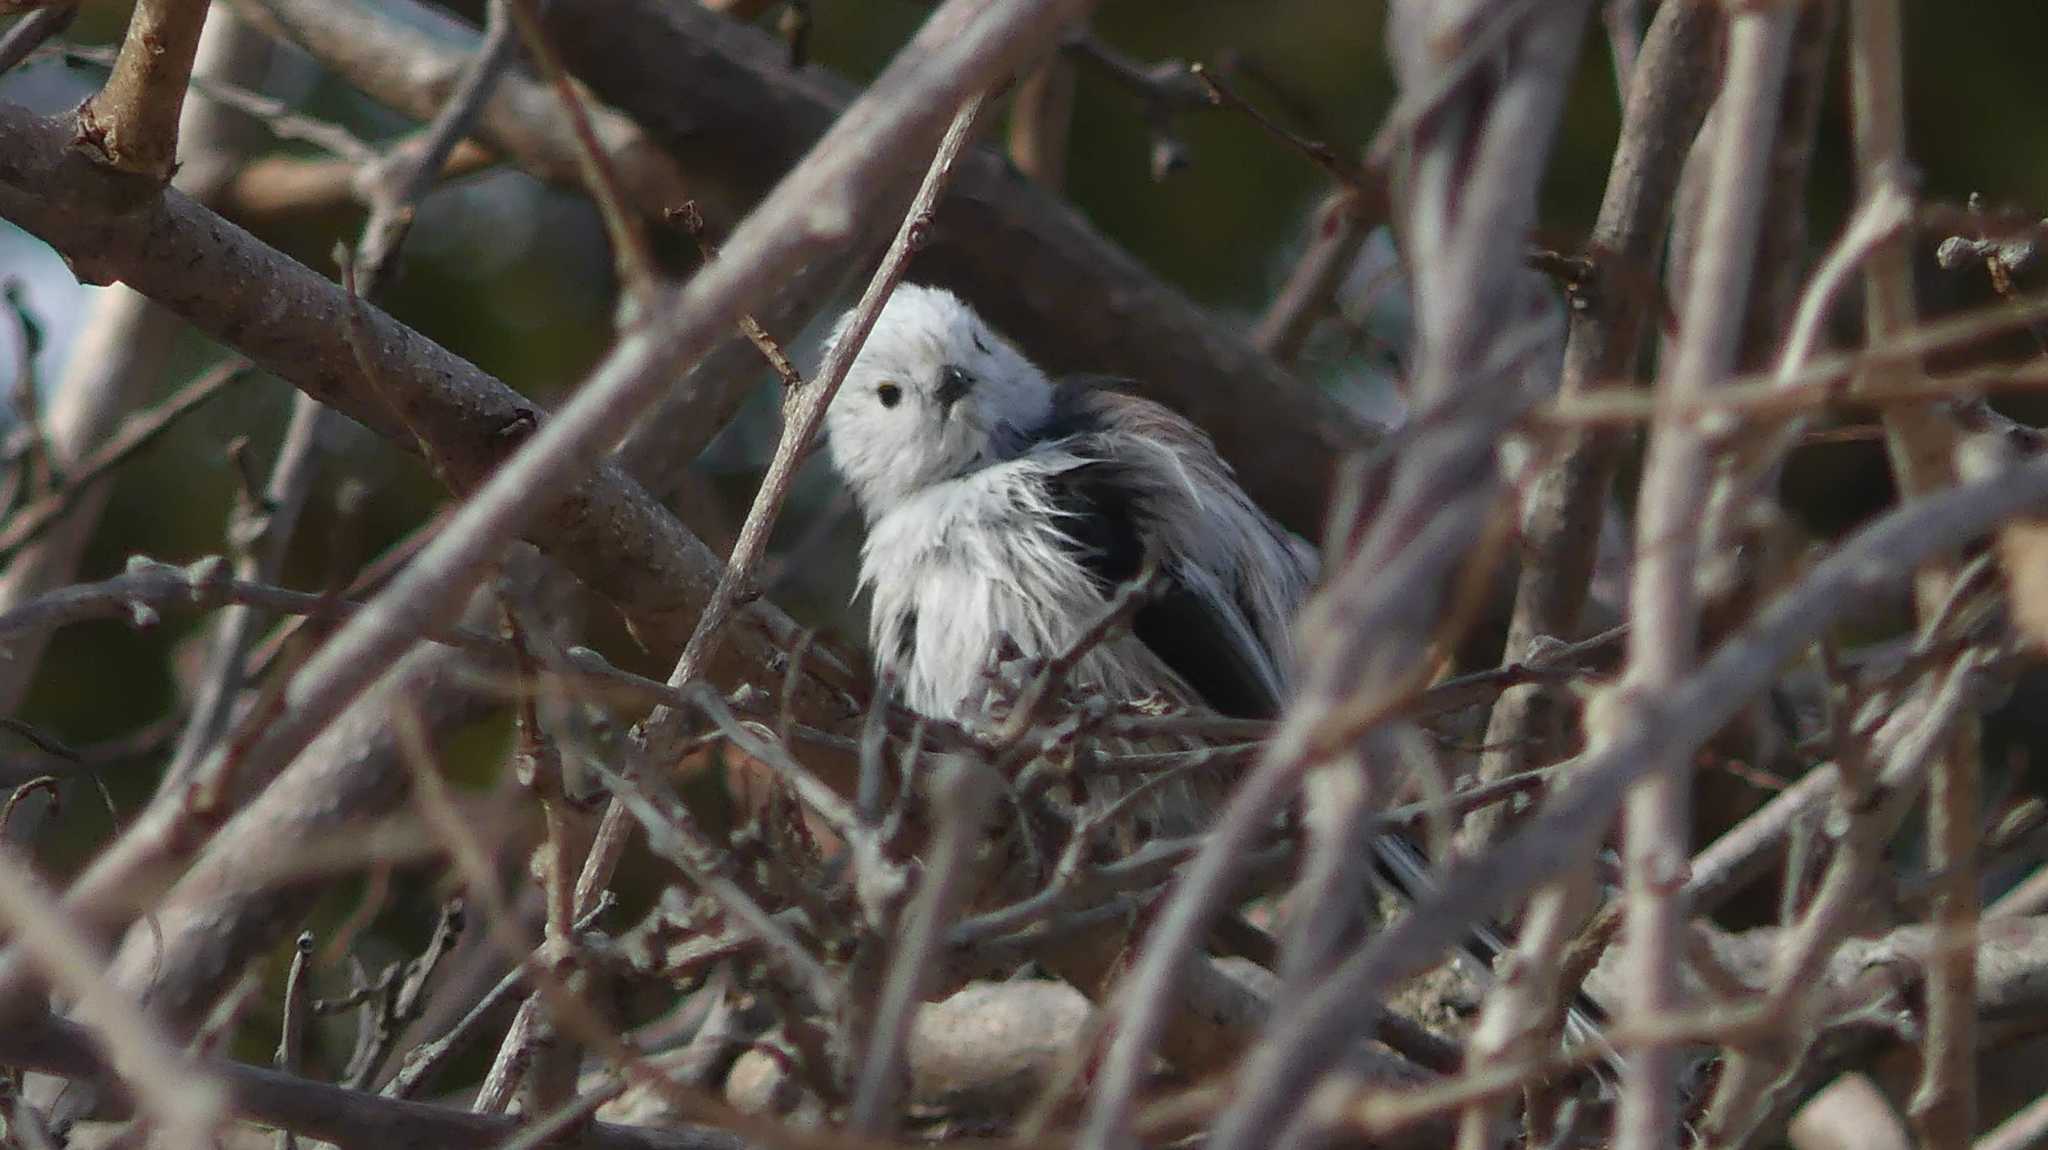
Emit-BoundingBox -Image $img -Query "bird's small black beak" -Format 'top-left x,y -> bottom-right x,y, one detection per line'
936,365 -> 974,411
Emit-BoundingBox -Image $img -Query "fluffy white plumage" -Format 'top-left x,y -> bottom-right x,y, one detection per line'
823,284 -> 1314,733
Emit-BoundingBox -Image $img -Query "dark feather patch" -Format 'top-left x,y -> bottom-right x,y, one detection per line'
1134,574 -> 1283,720
1034,383 -> 1281,720
896,610 -> 918,665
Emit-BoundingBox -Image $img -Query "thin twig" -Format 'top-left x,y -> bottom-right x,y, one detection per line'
1848,0 -> 1976,1141
382,894 -> 613,1101
666,202 -> 803,390
62,43 -> 378,164
848,758 -> 997,1133
0,1014 -> 746,1150
342,900 -> 466,1090
353,0 -> 519,297
501,0 -> 662,316
0,4 -> 74,74
271,930 -> 311,1150
584,757 -> 838,1011
1612,12 -> 1792,1147
0,557 -> 504,653
1253,189 -> 1369,364
164,387 -> 327,799
1190,61 -> 1370,193
0,359 -> 253,563
1465,0 -> 1721,858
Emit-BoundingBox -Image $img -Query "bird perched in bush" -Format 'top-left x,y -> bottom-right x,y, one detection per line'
821,283 -> 1617,1078
823,283 -> 1312,761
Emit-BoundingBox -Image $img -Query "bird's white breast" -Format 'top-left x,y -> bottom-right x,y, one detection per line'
858,454 -> 1168,723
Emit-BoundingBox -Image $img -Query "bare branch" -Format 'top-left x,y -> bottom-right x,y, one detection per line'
1614,12 -> 1793,1146
0,1015 -> 745,1150
1468,0 -> 1721,849
1193,446 -> 2048,1150
500,0 -> 661,315
75,0 -> 211,180
0,359 -> 253,565
848,759 -> 997,1133
1847,0 -> 1978,1139
0,845 -> 223,1148
1080,3 -> 1592,1145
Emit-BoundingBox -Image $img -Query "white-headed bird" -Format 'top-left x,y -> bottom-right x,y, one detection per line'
824,283 -> 1314,744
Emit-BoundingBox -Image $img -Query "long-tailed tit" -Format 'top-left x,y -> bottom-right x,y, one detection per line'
823,284 -> 1312,742
822,284 -> 1612,1064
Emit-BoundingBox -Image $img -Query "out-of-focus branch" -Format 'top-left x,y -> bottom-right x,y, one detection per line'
500,0 -> 661,314
1455,8 -> 1722,1140
1252,188 -> 1368,365
0,9 -> 271,835
1079,3 -> 1592,1146
75,0 -> 210,180
848,760 -> 996,1134
163,0 -> 518,800
1848,1 -> 1976,1142
0,4 -> 73,74
0,359 -> 251,563
224,0 -> 694,226
90,554 -> 530,1037
0,845 -> 223,1148
1977,1091 -> 2048,1150
1612,12 -> 1793,1148
218,142 -> 496,226
1467,0 -> 1721,849
1008,45 -> 1076,190
0,557 -> 499,654
1178,443 -> 2048,1150
1786,1074 -> 1913,1150
0,1015 -> 744,1150
159,392 -> 326,797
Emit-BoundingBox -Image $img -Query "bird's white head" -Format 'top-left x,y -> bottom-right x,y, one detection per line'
823,284 -> 1055,519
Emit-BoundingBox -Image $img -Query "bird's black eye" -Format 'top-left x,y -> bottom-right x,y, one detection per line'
877,383 -> 902,408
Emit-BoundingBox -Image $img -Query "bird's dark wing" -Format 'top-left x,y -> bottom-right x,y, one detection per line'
1035,386 -> 1286,720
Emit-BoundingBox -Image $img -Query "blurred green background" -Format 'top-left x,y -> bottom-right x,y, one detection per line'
2,0 -> 2048,1074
